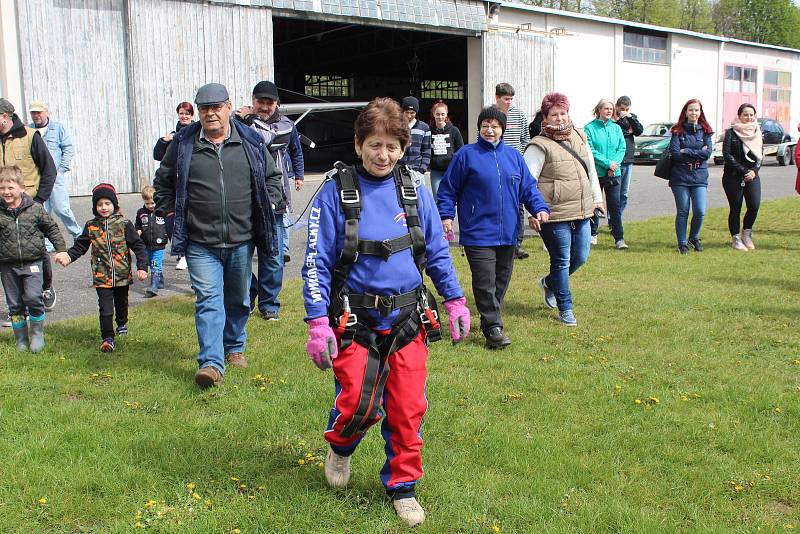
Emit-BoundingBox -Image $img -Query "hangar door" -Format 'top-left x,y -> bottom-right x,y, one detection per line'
482,32 -> 555,121
127,0 -> 274,187
16,0 -> 132,195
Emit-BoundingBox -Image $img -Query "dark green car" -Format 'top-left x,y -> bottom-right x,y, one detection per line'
633,122 -> 674,163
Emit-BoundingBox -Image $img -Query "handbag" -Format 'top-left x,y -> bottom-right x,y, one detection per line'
654,150 -> 672,180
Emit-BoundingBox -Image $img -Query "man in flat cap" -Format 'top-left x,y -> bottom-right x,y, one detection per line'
154,83 -> 283,388
0,98 -> 58,313
236,80 -> 304,322
28,101 -> 82,245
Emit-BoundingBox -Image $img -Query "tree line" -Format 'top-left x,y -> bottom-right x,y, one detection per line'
521,0 -> 800,49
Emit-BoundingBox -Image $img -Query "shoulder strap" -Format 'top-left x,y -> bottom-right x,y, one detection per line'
556,138 -> 590,178
331,162 -> 361,296
393,165 -> 427,274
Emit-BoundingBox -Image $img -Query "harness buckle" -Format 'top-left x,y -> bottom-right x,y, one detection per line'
380,240 -> 393,260
340,189 -> 360,204
374,294 -> 394,317
400,185 -> 417,201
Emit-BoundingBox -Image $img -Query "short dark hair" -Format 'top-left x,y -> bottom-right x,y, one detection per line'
616,96 -> 631,107
354,97 -> 410,150
495,83 -> 515,97
737,103 -> 756,116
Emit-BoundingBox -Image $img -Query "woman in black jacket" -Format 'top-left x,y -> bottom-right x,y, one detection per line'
428,100 -> 464,198
152,102 -> 195,161
722,103 -> 762,251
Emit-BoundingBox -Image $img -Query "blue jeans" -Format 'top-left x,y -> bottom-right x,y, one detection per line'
619,163 -> 633,215
671,185 -> 707,245
45,173 -> 82,251
186,241 -> 253,374
148,248 -> 164,274
539,219 -> 591,312
430,170 -> 445,200
590,181 -> 623,241
249,221 -> 286,314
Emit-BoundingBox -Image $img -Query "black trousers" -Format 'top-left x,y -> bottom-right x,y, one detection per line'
464,245 -> 515,335
96,285 -> 129,339
722,177 -> 761,235
42,254 -> 52,290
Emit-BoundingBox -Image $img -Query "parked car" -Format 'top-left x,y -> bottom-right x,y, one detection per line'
633,122 -> 673,163
712,118 -> 795,166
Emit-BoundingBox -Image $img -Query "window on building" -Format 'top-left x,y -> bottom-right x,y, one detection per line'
763,69 -> 791,127
623,29 -> 667,65
420,80 -> 465,100
724,65 -> 757,93
304,75 -> 352,97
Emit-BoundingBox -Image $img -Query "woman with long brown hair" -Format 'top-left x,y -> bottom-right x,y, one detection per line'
722,103 -> 762,250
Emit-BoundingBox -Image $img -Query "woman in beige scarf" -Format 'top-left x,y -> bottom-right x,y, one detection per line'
722,103 -> 763,250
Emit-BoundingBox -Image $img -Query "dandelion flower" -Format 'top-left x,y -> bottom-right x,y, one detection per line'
248,495 -> 256,500
38,498 -> 47,505
192,492 -> 201,501
634,399 -> 641,405
186,483 -> 196,491
298,459 -> 306,465
231,476 -> 240,481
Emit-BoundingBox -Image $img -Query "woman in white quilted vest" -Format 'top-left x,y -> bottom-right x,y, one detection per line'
523,92 -> 604,327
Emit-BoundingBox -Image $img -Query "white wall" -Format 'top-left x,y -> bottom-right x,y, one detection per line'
669,35 -> 721,131
0,0 -> 23,109
618,61 -> 670,127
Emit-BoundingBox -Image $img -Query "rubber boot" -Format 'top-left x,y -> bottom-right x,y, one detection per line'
28,315 -> 45,353
156,271 -> 164,289
12,316 -> 28,352
145,273 -> 159,298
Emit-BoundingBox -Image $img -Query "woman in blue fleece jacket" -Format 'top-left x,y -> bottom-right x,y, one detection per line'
437,106 -> 550,349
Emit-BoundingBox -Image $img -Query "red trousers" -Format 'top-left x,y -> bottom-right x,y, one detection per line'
324,330 -> 428,491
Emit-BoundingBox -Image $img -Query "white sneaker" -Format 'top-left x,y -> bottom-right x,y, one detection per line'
615,239 -> 628,249
175,256 -> 188,270
590,235 -> 598,245
740,230 -> 755,250
731,235 -> 748,251
393,497 -> 426,527
324,448 -> 351,488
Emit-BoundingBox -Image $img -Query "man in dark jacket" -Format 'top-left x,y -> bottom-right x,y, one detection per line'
614,96 -> 644,218
397,96 -> 431,175
153,83 -> 283,388
0,98 -> 58,315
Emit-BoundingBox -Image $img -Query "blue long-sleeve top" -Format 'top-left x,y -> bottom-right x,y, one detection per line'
302,167 -> 463,329
668,122 -> 713,187
436,136 -> 549,247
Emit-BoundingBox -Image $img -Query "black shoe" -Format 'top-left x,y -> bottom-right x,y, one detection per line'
115,324 -> 128,336
678,244 -> 690,254
261,310 -> 280,321
42,287 -> 57,311
688,239 -> 704,252
514,247 -> 529,260
485,327 -> 511,350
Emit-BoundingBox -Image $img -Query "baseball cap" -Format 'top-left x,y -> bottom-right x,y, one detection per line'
0,98 -> 15,115
195,83 -> 230,106
28,100 -> 47,112
253,81 -> 279,101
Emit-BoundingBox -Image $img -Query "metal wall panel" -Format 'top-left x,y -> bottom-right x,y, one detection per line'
16,0 -> 132,195
482,31 -> 555,122
127,0 -> 274,189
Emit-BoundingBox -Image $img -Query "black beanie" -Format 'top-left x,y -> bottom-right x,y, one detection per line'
401,96 -> 419,113
92,183 -> 119,216
477,106 -> 507,133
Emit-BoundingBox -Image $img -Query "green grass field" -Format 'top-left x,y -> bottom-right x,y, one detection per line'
1,198 -> 798,533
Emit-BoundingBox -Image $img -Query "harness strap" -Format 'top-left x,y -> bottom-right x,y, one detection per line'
332,163 -> 361,292
394,166 -> 427,274
346,288 -> 419,317
358,233 -> 414,261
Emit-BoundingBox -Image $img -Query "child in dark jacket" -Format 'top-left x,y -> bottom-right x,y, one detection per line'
135,185 -> 169,297
54,183 -> 148,352
0,166 -> 66,352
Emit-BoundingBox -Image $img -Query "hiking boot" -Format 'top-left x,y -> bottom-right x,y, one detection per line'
485,327 -> 511,350
688,238 -> 704,252
731,234 -> 748,251
116,324 -> 128,336
590,235 -> 598,245
741,229 -> 755,250
175,256 -> 187,270
12,322 -> 29,352
100,338 -> 116,353
29,318 -> 45,353
261,310 -> 280,321
678,244 -> 690,255
539,277 -> 557,309
615,239 -> 629,250
513,246 -> 529,260
194,366 -> 223,388
324,448 -> 351,488
42,287 -> 57,311
559,309 -> 578,327
225,351 -> 248,369
393,497 -> 426,527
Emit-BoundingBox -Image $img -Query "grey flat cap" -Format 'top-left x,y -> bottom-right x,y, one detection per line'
195,83 -> 229,105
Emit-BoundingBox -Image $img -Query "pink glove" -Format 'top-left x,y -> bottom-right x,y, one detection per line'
306,317 -> 338,370
443,297 -> 470,344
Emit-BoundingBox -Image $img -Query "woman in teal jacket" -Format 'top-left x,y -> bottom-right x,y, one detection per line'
585,99 -> 627,248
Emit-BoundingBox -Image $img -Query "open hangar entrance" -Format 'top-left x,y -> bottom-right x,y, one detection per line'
273,17 -> 470,171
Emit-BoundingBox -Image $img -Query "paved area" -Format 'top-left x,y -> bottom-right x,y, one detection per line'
3,161 -> 797,324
